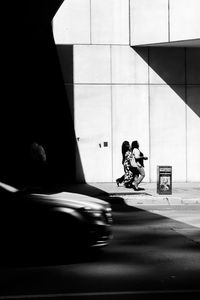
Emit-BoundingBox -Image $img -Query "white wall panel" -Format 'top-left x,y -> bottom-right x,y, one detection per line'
91,0 -> 129,45
149,48 -> 185,84
150,85 -> 186,182
111,46 -> 148,84
74,85 -> 112,182
187,86 -> 200,181
74,45 -> 111,84
112,85 -> 150,182
186,49 -> 200,85
53,0 -> 90,44
170,0 -> 200,41
130,0 -> 168,45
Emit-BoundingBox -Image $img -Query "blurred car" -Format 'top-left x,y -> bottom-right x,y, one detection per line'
0,182 -> 112,261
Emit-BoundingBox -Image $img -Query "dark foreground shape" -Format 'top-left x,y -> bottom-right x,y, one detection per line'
0,182 -> 112,267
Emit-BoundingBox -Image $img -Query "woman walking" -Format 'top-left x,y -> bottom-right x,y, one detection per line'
116,140 -> 140,188
116,141 -> 130,186
122,141 -> 136,188
131,140 -> 148,190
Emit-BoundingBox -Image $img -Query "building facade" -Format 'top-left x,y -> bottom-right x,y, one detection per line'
53,0 -> 200,183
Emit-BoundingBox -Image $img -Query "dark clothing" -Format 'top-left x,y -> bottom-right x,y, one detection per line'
136,151 -> 144,167
116,174 -> 125,184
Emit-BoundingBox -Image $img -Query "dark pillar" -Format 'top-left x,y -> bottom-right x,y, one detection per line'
0,1 -> 76,187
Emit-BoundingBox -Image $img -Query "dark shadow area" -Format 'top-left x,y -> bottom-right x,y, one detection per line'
56,44 -> 86,183
0,181 -> 111,268
0,236 -> 107,268
1,194 -> 200,300
133,47 -> 200,118
56,45 -> 74,86
61,183 -> 109,197
98,197 -> 200,276
0,1 -> 86,189
0,245 -> 106,269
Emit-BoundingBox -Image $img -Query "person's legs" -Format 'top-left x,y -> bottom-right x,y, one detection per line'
116,175 -> 125,186
124,167 -> 134,188
134,167 -> 145,189
131,167 -> 139,183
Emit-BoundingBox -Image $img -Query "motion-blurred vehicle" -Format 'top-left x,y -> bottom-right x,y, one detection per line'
0,182 -> 112,261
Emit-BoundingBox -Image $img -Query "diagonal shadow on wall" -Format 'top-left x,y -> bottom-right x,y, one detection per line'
133,46 -> 200,119
56,45 -> 86,184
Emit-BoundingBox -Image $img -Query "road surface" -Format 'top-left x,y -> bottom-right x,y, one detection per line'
0,195 -> 200,299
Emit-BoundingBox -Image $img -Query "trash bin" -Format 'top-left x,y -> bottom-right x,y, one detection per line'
157,166 -> 172,195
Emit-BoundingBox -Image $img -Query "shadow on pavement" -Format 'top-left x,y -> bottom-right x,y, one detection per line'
1,195 -> 200,270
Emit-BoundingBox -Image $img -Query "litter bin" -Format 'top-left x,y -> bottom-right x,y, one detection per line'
157,166 -> 172,195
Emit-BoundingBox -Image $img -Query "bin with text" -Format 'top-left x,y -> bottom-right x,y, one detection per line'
157,166 -> 172,195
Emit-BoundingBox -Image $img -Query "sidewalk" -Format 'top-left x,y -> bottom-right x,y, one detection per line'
62,182 -> 200,205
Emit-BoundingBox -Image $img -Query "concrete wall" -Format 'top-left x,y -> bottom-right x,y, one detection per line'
53,0 -> 129,45
54,0 -> 200,46
53,0 -> 91,44
130,0 -> 169,45
53,1 -> 200,182
130,0 -> 200,46
170,0 -> 200,42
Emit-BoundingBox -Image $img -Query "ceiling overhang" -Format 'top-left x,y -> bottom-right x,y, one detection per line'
132,39 -> 200,48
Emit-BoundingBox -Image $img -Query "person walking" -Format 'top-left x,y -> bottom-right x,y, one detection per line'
131,140 -> 148,190
116,140 -> 139,187
116,141 -> 130,186
123,142 -> 136,188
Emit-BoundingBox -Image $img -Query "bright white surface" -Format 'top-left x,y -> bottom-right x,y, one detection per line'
130,0 -> 168,45
74,45 -> 111,84
186,86 -> 200,181
111,46 -> 148,84
74,85 -> 112,182
53,1 -> 200,183
91,0 -> 129,45
53,0 -> 90,44
170,0 -> 200,42
150,85 -> 186,182
112,85 -> 150,182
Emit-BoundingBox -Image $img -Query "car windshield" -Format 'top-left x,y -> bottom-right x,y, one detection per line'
0,182 -> 19,193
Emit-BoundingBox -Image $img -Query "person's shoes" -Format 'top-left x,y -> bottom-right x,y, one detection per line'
124,183 -> 132,188
132,185 -> 139,191
133,182 -> 139,191
116,179 -> 120,187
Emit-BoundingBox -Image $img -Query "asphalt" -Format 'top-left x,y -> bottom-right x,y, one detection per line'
61,182 -> 200,205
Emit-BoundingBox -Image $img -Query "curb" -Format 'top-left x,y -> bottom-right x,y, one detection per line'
108,193 -> 200,206
124,198 -> 200,206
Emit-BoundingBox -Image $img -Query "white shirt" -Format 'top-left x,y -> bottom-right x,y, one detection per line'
133,148 -> 140,159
